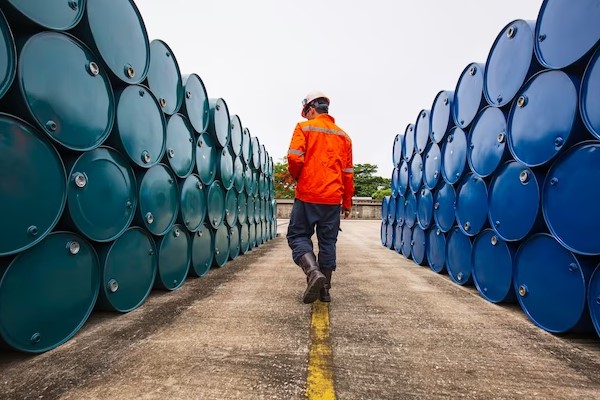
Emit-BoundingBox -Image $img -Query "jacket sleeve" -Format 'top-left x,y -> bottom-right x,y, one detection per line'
287,124 -> 306,181
342,138 -> 354,210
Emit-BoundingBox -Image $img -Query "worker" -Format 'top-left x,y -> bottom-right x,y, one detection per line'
286,90 -> 354,304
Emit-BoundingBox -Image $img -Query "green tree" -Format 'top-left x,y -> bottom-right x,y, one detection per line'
371,187 -> 392,200
274,158 -> 296,199
353,163 -> 391,198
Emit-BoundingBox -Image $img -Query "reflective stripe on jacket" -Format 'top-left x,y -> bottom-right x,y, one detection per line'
287,114 -> 354,209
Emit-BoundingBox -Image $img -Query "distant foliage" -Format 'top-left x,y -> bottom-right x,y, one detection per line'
274,158 -> 296,199
354,163 -> 391,198
371,188 -> 392,200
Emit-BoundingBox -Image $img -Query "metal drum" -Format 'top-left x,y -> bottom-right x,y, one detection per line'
96,226 -> 157,313
402,124 -> 415,161
467,106 -> 508,178
484,20 -> 540,108
229,225 -> 240,260
241,127 -> 251,165
488,161 -> 543,242
433,181 -> 456,233
246,195 -> 256,225
213,224 -> 230,267
207,180 -> 226,229
392,133 -> 403,166
430,90 -> 454,144
441,126 -> 468,185
0,10 -> 15,101
381,196 -> 390,222
391,166 -> 400,198
455,173 -> 488,237
395,194 -> 405,227
230,115 -> 243,156
423,142 -> 441,190
410,226 -> 427,266
380,221 -> 388,247
248,222 -> 256,250
4,0 -> 84,31
508,70 -> 584,167
225,188 -> 238,227
414,109 -> 430,154
208,98 -> 231,148
111,84 -> 166,168
393,223 -> 403,253
0,232 -> 99,353
416,187 -> 433,230
534,0 -> 600,70
165,114 -> 195,178
233,156 -> 245,194
251,136 -> 261,170
387,196 -> 397,225
147,39 -> 183,116
514,233 -> 594,333
385,222 -> 394,250
446,226 -> 473,286
136,164 -> 179,236
401,225 -> 412,259
18,32 -> 114,151
180,73 -> 209,134
409,153 -> 423,194
0,113 -> 66,256
404,192 -> 417,229
473,229 -> 517,304
196,132 -> 217,186
453,62 -> 486,129
542,141 -> 600,255
426,226 -> 446,273
237,192 -> 248,225
218,146 -> 235,190
178,174 -> 206,233
580,47 -> 600,140
588,264 -> 600,338
190,222 -> 214,277
65,146 -> 137,242
154,225 -> 190,291
239,223 -> 250,255
398,160 -> 409,196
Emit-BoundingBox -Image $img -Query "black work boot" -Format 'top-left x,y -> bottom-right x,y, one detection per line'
319,269 -> 332,302
298,253 -> 326,304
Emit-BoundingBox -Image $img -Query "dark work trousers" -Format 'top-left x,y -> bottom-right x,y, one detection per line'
287,199 -> 341,271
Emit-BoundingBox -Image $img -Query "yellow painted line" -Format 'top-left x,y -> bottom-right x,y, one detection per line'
307,301 -> 336,400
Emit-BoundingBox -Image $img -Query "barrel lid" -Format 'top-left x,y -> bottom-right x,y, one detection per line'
392,133 -> 403,166
508,70 -> 579,167
179,174 -> 206,232
433,182 -> 456,233
7,0 -> 84,31
246,194 -> 256,224
386,196 -> 396,225
156,224 -> 190,291
182,73 -> 209,134
588,265 -> 600,337
430,90 -> 454,143
0,113 -> 66,256
214,224 -> 230,267
455,173 -> 488,237
243,164 -> 253,194
416,188 -> 433,230
391,167 -> 400,198
67,146 -> 137,242
251,136 -> 261,170
84,0 -> 149,84
147,40 -> 183,115
423,142 -> 441,189
385,222 -> 394,249
393,223 -> 403,253
398,160 -> 409,196
237,192 -> 248,225
488,161 -> 541,242
411,226 -> 427,265
472,229 -> 515,303
138,164 -> 179,236
208,98 -> 231,148
114,84 -> 166,168
228,225 -> 240,260
233,156 -> 245,194
467,106 -> 507,178
0,232 -> 99,353
207,180 -> 226,229
241,127 -> 251,165
441,126 -> 467,184
401,225 -> 412,259
219,146 -> 235,190
225,188 -> 238,227
426,226 -> 446,274
19,32 -> 115,151
395,194 -> 405,227
0,10 -> 16,101
404,191 -> 417,228
409,153 -> 423,194
190,223 -> 213,277
453,62 -> 485,129
260,144 -> 268,173
580,47 -> 600,140
446,227 -> 473,285
165,114 -> 195,178
239,223 -> 250,254
414,109 -> 430,154
230,115 -> 243,156
381,196 -> 390,221
402,124 -> 415,161
195,132 -> 217,186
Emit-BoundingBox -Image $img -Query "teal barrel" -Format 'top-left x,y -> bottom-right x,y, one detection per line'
233,155 -> 245,193
154,224 -> 190,291
230,115 -> 243,156
208,98 -> 231,148
136,164 -> 179,236
195,132 -> 217,185
251,136 -> 261,170
243,164 -> 253,194
180,73 -> 209,134
109,84 -> 166,168
228,225 -> 240,261
246,195 -> 256,224
225,188 -> 238,227
16,31 -> 115,151
164,114 -> 195,178
248,222 -> 256,250
178,174 -> 206,232
65,146 -> 137,242
0,232 -> 99,353
213,224 -> 230,267
76,0 -> 149,84
260,144 -> 268,173
0,113 -> 66,256
241,127 -> 251,165
3,0 -> 84,31
239,223 -> 250,255
237,191 -> 248,225
96,226 -> 157,312
147,39 -> 183,116
218,146 -> 235,190
207,180 -> 226,229
0,10 -> 16,101
189,222 -> 214,277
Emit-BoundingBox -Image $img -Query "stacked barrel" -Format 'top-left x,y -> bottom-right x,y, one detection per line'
0,0 -> 277,353
382,0 -> 600,338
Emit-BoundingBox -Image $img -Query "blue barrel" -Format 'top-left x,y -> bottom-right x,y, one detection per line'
213,224 -> 230,267
404,192 -> 417,229
385,222 -> 394,250
0,113 -> 66,256
472,229 -> 517,304
446,226 -> 473,286
414,109 -> 430,154
207,180 -> 226,229
218,146 -> 235,190
229,225 -> 240,260
402,124 -> 415,161
430,90 -> 454,144
416,187 -> 433,230
508,70 -> 585,167
391,166 -> 400,198
209,98 -> 231,148
178,174 -> 206,233
441,127 -> 468,185
225,188 -> 238,227
488,161 -> 544,242
392,133 -> 403,166
181,73 -> 209,134
0,10 -> 15,101
18,32 -> 115,151
190,223 -> 214,277
196,132 -> 217,186
484,20 -> 540,107
233,156 -> 245,194
393,223 -> 403,253
535,0 -> 600,70
542,141 -> 600,255
411,226 -> 427,265
239,222 -> 250,255
230,115 -> 243,157
433,181 -> 456,233
401,225 -> 412,259
426,226 -> 446,273
395,194 -> 405,227
453,62 -> 486,129
111,84 -> 166,168
65,146 -> 137,242
154,225 -> 190,291
237,192 -> 248,225
96,226 -> 157,313
380,221 -> 387,246
136,164 -> 179,236
588,264 -> 600,338
0,232 -> 99,353
581,47 -> 600,140
387,196 -> 397,225
381,196 -> 390,221
409,153 -> 423,194
467,106 -> 508,178
514,233 -> 594,333
4,0 -> 84,31
147,39 -> 183,116
423,142 -> 441,189
398,160 -> 409,196
455,173 -> 488,237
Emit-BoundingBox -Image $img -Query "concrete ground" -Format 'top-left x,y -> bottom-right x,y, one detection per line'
1,220 -> 600,400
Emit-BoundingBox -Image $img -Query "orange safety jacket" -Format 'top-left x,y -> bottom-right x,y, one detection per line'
287,114 -> 354,209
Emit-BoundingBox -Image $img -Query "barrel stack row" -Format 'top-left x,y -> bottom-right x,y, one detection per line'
381,0 -> 600,338
0,0 -> 277,353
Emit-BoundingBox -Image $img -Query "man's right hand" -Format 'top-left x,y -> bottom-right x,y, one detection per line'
342,207 -> 351,219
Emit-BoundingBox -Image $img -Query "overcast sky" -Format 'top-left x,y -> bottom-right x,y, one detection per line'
135,0 -> 543,178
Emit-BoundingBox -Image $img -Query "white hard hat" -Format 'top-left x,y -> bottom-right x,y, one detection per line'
302,90 -> 330,107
